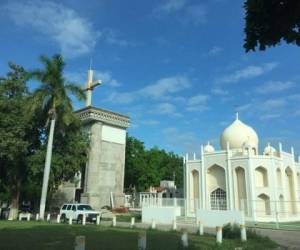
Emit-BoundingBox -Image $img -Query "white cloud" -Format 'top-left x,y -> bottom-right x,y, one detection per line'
187,94 -> 208,106
154,1 -> 207,25
106,91 -> 136,104
261,99 -> 286,110
155,103 -> 183,117
218,62 -> 278,84
162,127 -> 200,152
186,94 -> 209,112
5,0 -> 100,58
94,71 -> 121,87
256,81 -> 295,94
101,28 -> 133,47
236,103 -> 252,112
155,0 -> 187,13
66,70 -> 121,88
106,75 -> 191,104
141,119 -> 160,126
211,87 -> 228,95
260,113 -> 281,121
140,76 -> 191,99
184,4 -> 207,25
207,46 -> 223,56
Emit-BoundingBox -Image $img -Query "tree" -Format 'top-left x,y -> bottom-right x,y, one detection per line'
0,63 -> 32,219
244,0 -> 300,52
125,135 -> 183,192
30,54 -> 85,219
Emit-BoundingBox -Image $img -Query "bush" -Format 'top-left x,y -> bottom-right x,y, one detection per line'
223,223 -> 240,239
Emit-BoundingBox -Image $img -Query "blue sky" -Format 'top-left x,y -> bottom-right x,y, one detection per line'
1,0 -> 300,156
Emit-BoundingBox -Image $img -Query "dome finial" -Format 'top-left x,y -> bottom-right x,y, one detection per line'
236,112 -> 239,120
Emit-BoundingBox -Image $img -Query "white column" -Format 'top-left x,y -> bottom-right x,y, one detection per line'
226,142 -> 234,210
291,149 -> 299,213
216,226 -> 222,244
185,153 -> 190,215
279,144 -> 288,217
200,145 -> 206,209
248,158 -> 257,221
270,156 -> 279,220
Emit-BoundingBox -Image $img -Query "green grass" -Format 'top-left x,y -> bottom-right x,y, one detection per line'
116,213 -> 141,222
0,221 -> 277,250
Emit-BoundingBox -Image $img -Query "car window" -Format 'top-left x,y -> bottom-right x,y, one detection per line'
77,205 -> 93,211
67,205 -> 72,210
62,205 -> 67,210
72,205 -> 76,211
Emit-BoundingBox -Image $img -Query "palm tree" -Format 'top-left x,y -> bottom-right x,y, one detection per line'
31,54 -> 85,219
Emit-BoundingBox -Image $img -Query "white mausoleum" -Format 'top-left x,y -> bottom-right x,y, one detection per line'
184,114 -> 300,222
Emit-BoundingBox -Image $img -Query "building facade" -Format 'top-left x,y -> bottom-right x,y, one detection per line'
184,115 -> 300,222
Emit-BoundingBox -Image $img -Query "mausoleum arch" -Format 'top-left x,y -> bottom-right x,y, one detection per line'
257,193 -> 271,216
285,167 -> 296,214
190,169 -> 200,211
206,164 -> 226,171
206,164 -> 226,193
255,166 -> 268,187
297,172 -> 300,190
234,167 -> 247,213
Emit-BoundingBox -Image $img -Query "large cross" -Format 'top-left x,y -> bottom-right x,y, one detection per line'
84,69 -> 102,107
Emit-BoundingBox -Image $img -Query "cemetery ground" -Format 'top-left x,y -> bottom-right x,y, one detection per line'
0,221 -> 278,250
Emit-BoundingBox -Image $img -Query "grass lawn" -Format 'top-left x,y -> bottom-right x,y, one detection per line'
0,221 -> 277,250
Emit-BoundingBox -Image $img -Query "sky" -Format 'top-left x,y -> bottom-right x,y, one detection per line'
1,0 -> 300,157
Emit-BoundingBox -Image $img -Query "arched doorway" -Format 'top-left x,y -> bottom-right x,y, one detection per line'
255,166 -> 268,187
257,193 -> 271,216
207,165 -> 227,210
235,167 -> 247,213
285,167 -> 296,214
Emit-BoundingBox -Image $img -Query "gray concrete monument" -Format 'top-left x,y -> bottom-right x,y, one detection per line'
51,69 -> 129,210
76,105 -> 129,209
78,69 -> 130,210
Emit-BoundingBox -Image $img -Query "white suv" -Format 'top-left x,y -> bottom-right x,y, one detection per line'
60,203 -> 100,223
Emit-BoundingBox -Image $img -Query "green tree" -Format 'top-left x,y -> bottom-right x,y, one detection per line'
244,0 -> 300,51
125,135 -> 183,192
30,54 -> 85,218
0,63 -> 32,219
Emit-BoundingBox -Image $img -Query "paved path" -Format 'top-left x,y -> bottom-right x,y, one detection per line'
254,228 -> 300,250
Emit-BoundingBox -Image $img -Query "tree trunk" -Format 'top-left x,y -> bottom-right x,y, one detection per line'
39,118 -> 56,220
8,179 -> 21,220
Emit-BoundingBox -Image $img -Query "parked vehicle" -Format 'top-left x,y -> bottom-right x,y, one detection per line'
59,203 -> 100,223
